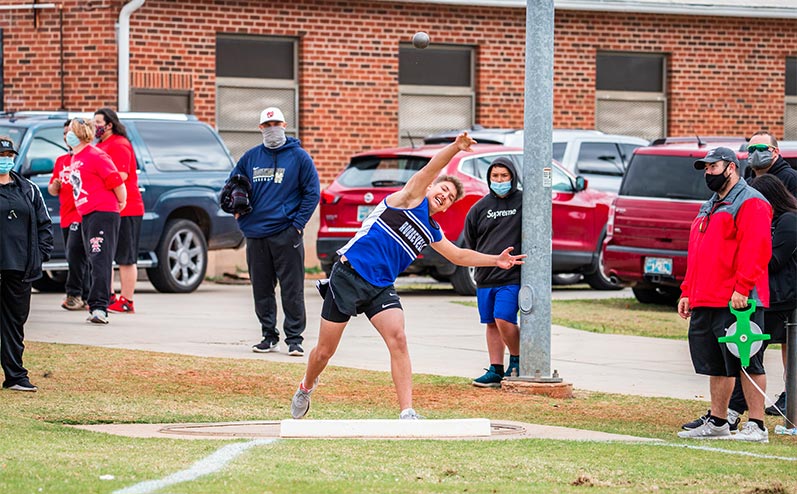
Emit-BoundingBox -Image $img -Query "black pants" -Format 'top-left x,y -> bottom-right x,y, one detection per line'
63,223 -> 89,299
0,270 -> 32,387
81,211 -> 120,313
246,228 -> 306,345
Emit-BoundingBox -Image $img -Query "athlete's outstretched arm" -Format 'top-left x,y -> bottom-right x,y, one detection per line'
389,132 -> 475,207
431,236 -> 525,269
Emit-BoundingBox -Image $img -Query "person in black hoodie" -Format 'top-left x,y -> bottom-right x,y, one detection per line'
751,175 -> 797,416
464,157 -> 522,387
744,131 -> 797,196
0,136 -> 53,392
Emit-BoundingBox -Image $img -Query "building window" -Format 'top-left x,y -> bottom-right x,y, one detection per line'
595,52 -> 666,141
215,35 -> 298,160
785,57 -> 797,140
131,89 -> 193,114
398,45 -> 474,146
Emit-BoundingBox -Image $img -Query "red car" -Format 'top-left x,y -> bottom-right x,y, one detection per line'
602,138 -> 797,305
317,143 -> 620,294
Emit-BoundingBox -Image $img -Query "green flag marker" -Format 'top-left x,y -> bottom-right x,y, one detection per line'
718,300 -> 770,368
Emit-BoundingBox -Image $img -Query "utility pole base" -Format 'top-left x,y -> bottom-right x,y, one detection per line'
501,379 -> 573,399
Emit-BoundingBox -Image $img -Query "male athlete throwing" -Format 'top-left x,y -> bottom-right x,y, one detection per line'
291,132 -> 526,420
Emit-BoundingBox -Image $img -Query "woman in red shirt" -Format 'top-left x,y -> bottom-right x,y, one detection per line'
68,118 -> 126,324
48,120 -> 89,311
94,108 -> 144,314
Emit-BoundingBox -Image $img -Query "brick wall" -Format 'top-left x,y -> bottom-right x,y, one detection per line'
2,0 -> 795,184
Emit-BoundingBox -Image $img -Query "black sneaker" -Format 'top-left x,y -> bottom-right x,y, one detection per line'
682,409 -> 740,432
682,409 -> 710,430
252,339 -> 279,353
3,379 -> 38,392
765,392 -> 786,416
288,344 -> 304,357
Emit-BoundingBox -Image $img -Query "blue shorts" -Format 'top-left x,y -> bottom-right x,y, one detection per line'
476,285 -> 520,325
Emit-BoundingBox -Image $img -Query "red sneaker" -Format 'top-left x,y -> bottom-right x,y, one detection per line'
108,296 -> 135,314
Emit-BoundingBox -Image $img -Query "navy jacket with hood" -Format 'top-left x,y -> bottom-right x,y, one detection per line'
230,137 -> 320,239
463,157 -> 522,288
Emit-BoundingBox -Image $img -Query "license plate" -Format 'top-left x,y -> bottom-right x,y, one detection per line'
357,205 -> 376,222
644,257 -> 672,275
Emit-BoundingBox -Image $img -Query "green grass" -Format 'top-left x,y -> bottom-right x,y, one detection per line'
1,342 -> 796,493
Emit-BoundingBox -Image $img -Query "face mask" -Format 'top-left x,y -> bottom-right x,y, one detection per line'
262,126 -> 286,149
95,125 -> 107,140
748,150 -> 773,170
0,156 -> 14,174
490,181 -> 512,196
704,163 -> 730,192
66,131 -> 81,148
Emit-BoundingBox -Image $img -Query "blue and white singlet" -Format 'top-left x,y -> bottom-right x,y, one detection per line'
337,197 -> 443,287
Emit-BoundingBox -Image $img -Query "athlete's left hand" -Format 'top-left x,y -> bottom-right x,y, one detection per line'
496,246 -> 526,270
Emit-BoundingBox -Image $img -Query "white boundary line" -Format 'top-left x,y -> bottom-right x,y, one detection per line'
113,439 -> 275,494
656,442 -> 797,461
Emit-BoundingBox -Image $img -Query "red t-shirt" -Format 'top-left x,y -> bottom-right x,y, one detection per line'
49,153 -> 81,227
96,133 -> 145,217
71,145 -> 124,216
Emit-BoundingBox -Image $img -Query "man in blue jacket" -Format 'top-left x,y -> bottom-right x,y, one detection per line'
230,107 -> 320,357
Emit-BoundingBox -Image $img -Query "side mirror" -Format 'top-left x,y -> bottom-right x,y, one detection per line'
28,158 -> 54,175
575,175 -> 587,192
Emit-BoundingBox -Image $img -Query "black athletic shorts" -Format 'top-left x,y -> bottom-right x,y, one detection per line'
320,260 -> 402,323
115,215 -> 142,265
764,309 -> 790,345
688,306 -> 766,376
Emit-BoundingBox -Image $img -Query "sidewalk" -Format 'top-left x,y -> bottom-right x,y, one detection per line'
25,280 -> 785,402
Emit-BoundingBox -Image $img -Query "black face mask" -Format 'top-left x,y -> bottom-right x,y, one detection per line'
704,163 -> 730,192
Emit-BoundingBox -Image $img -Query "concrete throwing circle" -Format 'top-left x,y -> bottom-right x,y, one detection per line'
73,420 -> 660,442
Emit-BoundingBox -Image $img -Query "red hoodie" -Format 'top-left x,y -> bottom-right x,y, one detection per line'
680,180 -> 772,308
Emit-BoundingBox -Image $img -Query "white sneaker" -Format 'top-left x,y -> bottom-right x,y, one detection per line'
733,422 -> 769,443
399,408 -> 424,420
677,420 -> 731,439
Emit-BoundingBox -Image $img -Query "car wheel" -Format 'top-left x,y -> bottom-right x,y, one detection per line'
32,270 -> 67,292
429,269 -> 451,282
632,286 -> 680,306
552,273 -> 582,286
584,236 -> 624,291
147,219 -> 208,293
450,265 -> 476,295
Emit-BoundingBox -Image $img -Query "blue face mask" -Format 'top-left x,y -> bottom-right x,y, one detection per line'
490,181 -> 512,196
65,131 -> 81,148
0,156 -> 14,174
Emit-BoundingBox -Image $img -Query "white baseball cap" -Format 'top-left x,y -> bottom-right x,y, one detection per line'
259,107 -> 285,124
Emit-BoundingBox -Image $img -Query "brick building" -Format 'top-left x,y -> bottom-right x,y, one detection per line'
1,0 -> 796,186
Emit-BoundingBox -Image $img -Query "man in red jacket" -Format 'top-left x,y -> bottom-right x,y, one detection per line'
677,147 -> 773,443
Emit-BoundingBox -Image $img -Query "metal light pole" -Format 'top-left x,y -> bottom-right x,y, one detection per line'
516,0 -> 558,382
786,309 -> 796,426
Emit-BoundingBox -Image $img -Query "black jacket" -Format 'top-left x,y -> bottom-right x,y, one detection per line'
768,211 -> 797,311
463,157 -> 522,287
744,156 -> 797,198
6,171 -> 53,282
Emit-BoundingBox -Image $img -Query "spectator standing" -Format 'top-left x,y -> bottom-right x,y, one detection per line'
464,157 -> 521,387
48,120 -> 89,311
290,133 -> 526,420
744,131 -> 797,196
751,175 -> 797,416
229,107 -> 320,357
94,108 -> 144,314
677,147 -> 772,443
0,136 -> 53,392
69,118 -> 127,324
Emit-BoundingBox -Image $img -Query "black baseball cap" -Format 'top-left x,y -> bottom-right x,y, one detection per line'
0,137 -> 18,155
693,147 -> 739,169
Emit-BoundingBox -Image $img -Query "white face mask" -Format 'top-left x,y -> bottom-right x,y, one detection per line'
262,126 -> 286,149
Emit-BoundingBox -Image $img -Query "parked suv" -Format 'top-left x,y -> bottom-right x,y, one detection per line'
316,143 -> 620,294
424,128 -> 648,193
0,112 -> 244,293
601,136 -> 795,305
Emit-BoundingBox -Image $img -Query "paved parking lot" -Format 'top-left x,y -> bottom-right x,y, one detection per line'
24,279 -> 785,401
